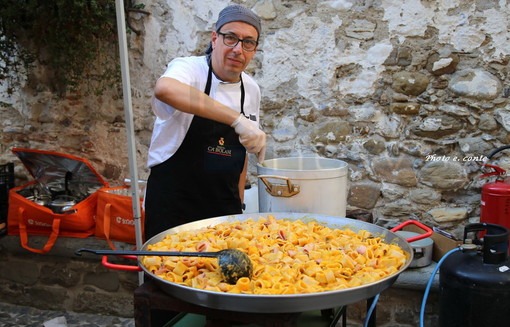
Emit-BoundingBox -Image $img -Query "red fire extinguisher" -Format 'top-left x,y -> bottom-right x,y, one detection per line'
480,145 -> 510,231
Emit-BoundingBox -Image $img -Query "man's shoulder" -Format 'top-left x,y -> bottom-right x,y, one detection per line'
169,55 -> 207,68
164,56 -> 208,80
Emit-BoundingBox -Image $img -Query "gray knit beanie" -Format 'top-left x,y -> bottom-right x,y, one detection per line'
216,4 -> 261,37
205,4 -> 261,54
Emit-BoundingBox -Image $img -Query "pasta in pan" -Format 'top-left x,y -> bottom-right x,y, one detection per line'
141,215 -> 407,295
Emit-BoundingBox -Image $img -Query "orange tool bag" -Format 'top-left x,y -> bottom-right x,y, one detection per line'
7,148 -> 108,253
95,186 -> 145,249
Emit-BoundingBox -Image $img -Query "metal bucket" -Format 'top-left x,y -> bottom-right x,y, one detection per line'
257,157 -> 348,216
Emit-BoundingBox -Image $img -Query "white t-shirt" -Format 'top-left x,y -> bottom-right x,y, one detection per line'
147,56 -> 261,168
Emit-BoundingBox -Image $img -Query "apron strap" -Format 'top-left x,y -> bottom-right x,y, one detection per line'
240,77 -> 245,116
205,56 -> 246,116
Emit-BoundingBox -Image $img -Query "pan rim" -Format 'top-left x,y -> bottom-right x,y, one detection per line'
139,212 -> 413,312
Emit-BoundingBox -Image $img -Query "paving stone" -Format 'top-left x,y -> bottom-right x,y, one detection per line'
0,302 -> 134,327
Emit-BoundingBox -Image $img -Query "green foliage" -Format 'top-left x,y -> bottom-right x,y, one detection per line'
0,0 -> 120,95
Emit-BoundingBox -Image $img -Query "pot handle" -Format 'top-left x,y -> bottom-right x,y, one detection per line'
258,175 -> 300,197
391,220 -> 433,243
101,255 -> 142,271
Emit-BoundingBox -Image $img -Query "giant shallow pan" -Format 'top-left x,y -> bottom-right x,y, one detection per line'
136,212 -> 417,313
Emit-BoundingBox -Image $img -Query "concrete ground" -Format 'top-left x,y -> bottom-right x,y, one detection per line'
0,302 -> 134,327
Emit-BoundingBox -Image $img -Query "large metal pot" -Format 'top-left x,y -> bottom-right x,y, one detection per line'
257,157 -> 348,217
137,212 -> 416,313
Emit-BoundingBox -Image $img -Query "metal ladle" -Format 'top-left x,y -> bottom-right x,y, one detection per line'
75,248 -> 253,284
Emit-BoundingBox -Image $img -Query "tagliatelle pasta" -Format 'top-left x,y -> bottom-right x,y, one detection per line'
141,215 -> 407,295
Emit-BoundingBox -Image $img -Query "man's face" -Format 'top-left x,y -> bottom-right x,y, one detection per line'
211,21 -> 258,82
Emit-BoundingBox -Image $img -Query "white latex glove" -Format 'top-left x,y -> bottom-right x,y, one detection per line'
257,143 -> 266,164
231,114 -> 266,160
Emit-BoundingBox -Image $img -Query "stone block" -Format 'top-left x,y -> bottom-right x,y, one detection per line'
348,182 -> 381,209
84,272 -> 120,292
27,286 -> 68,311
419,161 -> 468,190
448,69 -> 502,100
363,138 -> 386,155
371,156 -> 417,186
0,259 -> 40,285
390,102 -> 421,115
73,291 -> 134,317
40,262 -> 81,287
311,121 -> 351,144
429,207 -> 468,223
392,72 -> 429,96
410,115 -> 463,139
426,53 -> 459,75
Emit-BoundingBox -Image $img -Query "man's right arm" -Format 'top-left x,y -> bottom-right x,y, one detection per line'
154,77 -> 266,159
154,77 -> 239,126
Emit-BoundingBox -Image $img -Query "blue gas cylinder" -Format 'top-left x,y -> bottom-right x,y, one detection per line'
439,223 -> 510,327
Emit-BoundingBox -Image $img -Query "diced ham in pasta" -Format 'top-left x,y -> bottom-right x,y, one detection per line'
141,215 -> 407,295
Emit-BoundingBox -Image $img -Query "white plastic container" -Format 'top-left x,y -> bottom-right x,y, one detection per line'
243,184 -> 259,214
257,157 -> 348,217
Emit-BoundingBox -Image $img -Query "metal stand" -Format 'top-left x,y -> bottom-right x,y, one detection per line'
134,280 -> 347,327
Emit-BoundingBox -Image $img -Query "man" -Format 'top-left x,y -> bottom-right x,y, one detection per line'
144,4 -> 266,240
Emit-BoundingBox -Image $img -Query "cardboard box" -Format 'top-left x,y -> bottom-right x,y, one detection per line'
403,224 -> 462,262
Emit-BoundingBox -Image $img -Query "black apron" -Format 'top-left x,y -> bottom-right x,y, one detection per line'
144,59 -> 247,240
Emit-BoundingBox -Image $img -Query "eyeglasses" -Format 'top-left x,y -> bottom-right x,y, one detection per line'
218,32 -> 258,52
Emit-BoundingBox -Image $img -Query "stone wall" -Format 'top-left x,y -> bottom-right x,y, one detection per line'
0,236 -> 138,318
0,0 -> 509,320
2,0 -> 509,238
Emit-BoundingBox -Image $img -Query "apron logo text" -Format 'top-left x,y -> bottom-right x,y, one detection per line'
207,145 -> 232,157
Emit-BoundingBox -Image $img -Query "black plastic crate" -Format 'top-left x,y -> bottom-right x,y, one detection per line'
0,162 -> 15,225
